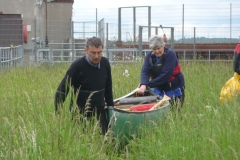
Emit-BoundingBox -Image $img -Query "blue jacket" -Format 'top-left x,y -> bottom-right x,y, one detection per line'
140,47 -> 185,92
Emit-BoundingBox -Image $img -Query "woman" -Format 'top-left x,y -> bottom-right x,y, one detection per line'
137,35 -> 185,109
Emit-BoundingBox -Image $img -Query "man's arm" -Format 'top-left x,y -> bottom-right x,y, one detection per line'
104,61 -> 114,106
54,64 -> 77,112
54,75 -> 71,112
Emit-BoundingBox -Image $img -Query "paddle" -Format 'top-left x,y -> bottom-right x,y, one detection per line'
149,94 -> 171,110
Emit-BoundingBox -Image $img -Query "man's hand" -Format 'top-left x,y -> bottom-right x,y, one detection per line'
137,85 -> 146,95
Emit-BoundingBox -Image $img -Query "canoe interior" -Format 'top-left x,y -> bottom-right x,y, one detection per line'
113,88 -> 158,103
113,88 -> 160,109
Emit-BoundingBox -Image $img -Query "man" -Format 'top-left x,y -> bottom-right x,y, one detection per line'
137,35 -> 185,108
54,36 -> 114,134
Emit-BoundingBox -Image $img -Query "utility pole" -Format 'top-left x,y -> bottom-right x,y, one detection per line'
45,0 -> 49,48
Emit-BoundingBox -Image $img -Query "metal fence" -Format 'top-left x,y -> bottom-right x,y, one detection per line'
73,3 -> 240,41
0,43 -> 236,68
0,45 -> 24,69
1,3 -> 240,66
28,21 -> 239,64
30,45 -> 235,63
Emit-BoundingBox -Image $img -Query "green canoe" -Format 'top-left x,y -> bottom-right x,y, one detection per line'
107,88 -> 171,144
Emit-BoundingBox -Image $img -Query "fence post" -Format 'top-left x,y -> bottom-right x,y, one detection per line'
0,48 -> 2,70
61,43 -> 63,62
155,27 -> 158,35
209,50 -> 211,62
182,4 -> 184,43
118,8 -> 121,41
10,45 -> 13,68
184,50 -> 186,62
138,26 -> 143,58
96,8 -> 98,37
133,7 -> 136,43
106,23 -> 109,59
171,27 -> 174,49
20,46 -> 23,66
148,6 -> 151,39
230,3 -> 232,42
71,20 -> 75,62
34,19 -> 37,63
194,27 -> 196,61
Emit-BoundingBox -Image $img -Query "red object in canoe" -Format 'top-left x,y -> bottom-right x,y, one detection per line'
130,103 -> 155,112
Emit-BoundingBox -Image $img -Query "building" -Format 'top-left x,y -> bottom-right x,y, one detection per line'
0,0 -> 74,47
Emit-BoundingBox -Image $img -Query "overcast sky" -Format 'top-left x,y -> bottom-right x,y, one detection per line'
72,0 -> 240,40
73,0 -> 239,9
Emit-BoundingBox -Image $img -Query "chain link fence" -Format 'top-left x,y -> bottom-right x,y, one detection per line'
1,3 -> 240,67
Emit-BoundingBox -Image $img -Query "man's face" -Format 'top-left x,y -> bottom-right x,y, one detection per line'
85,45 -> 103,66
152,46 -> 164,57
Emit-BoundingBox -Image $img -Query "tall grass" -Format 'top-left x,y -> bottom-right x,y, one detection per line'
0,61 -> 239,159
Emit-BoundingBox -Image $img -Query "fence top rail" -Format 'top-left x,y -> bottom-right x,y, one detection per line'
49,43 -> 86,44
139,25 -> 174,28
0,45 -> 22,49
119,6 -> 151,9
107,48 -> 138,51
142,49 -> 235,52
175,49 -> 235,52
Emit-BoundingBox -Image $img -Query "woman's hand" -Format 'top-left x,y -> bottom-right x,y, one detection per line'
137,85 -> 147,95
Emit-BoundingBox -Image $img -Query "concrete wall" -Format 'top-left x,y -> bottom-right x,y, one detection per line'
0,0 -> 73,45
0,0 -> 73,65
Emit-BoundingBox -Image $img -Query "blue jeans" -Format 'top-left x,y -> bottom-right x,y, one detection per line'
153,87 -> 182,99
153,87 -> 185,109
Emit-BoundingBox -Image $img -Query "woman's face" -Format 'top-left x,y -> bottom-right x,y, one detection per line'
152,46 -> 164,57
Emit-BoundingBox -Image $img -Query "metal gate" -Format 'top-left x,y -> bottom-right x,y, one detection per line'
98,18 -> 105,46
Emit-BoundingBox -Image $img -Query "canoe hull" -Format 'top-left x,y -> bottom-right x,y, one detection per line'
108,102 -> 170,142
107,88 -> 171,142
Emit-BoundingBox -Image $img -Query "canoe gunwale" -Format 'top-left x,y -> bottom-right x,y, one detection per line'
113,88 -> 159,103
109,88 -> 170,114
108,101 -> 170,114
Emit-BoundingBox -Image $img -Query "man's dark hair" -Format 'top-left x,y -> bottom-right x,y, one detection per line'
85,36 -> 103,48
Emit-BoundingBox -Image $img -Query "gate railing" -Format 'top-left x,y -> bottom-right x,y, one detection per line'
0,45 -> 24,70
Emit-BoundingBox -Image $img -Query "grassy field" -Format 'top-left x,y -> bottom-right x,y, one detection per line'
0,61 -> 239,160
